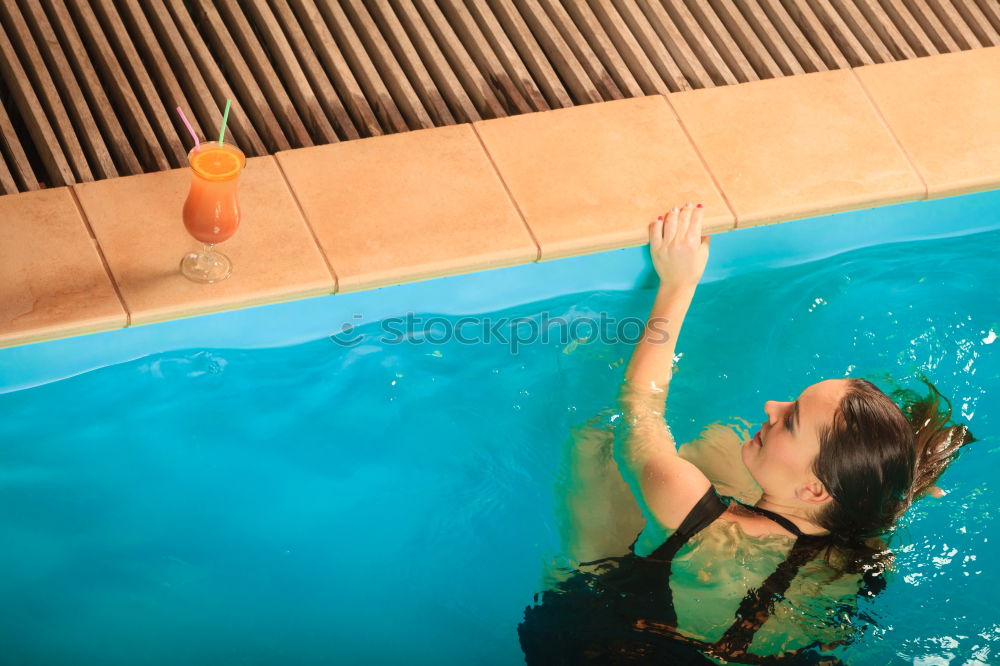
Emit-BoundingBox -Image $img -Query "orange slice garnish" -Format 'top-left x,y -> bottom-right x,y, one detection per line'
191,147 -> 243,179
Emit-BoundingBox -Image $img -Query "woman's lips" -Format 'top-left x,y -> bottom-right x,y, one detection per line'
752,431 -> 763,447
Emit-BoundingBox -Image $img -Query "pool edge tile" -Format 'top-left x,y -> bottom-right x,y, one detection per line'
472,95 -> 734,263
336,245 -> 538,294
668,69 -> 927,230
0,187 -> 128,350
74,155 -> 336,328
126,281 -> 335,328
0,316 -> 126,350
275,124 -> 539,294
853,47 -> 1000,203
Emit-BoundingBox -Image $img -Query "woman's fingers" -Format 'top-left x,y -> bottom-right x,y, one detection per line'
649,216 -> 663,250
687,205 -> 704,244
677,202 -> 693,241
657,202 -> 706,246
663,206 -> 679,243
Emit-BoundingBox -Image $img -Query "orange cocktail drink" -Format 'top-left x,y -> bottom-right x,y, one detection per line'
180,142 -> 247,282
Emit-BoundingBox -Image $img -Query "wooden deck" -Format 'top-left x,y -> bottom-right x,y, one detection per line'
1,0 -> 998,194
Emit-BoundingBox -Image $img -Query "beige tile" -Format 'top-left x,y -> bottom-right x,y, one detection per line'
473,95 -> 733,261
73,156 -> 334,327
0,187 -> 126,348
854,47 -> 1000,199
667,69 -> 926,228
275,124 -> 538,293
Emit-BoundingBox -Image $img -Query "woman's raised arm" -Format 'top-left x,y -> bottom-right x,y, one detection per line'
621,202 -> 709,394
612,203 -> 715,530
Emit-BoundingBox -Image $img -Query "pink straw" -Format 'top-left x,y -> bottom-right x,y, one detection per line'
175,106 -> 200,151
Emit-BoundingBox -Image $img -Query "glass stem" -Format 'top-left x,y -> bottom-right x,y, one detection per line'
196,243 -> 217,272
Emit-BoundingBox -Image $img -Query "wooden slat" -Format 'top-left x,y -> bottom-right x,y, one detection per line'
0,143 -> 16,194
157,1 -> 268,154
40,0 -> 141,175
0,98 -> 21,193
827,0 -> 897,63
0,93 -> 37,191
438,0 -> 538,113
0,1 -> 95,182
411,0 -> 511,118
804,0 -> 879,66
378,0 -> 483,124
694,0 -> 786,80
363,1 -> 459,126
925,0 -> 989,48
16,2 -> 118,178
534,0 -> 626,100
952,0 -> 1000,46
203,0 -> 313,147
16,1 -> 117,179
139,1 -> 235,149
267,1 -> 362,140
339,1 -> 439,128
735,1 -> 810,75
59,0 -> 170,172
850,0 -> 920,61
0,16 -> 76,186
642,0 -> 748,85
559,0 -> 645,98
605,0 -> 699,91
755,0 -> 829,72
111,1 -> 203,163
506,0 -> 606,104
584,0 -> 673,95
90,0 -> 187,168
487,0 -> 576,106
242,0 -> 340,144
289,0 -> 385,137
189,0 -> 313,151
970,0 -> 1000,35
313,0 -> 415,131
778,0 -> 855,69
879,0 -> 948,56
464,0 -> 554,110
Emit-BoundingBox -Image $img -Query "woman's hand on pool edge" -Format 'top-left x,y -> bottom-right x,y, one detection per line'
649,202 -> 710,292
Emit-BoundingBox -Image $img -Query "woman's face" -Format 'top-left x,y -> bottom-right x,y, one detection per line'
741,379 -> 849,507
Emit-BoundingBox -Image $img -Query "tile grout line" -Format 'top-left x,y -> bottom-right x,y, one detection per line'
470,122 -> 543,262
271,154 -> 340,294
849,67 -> 931,201
655,94 -> 740,230
68,186 -> 132,328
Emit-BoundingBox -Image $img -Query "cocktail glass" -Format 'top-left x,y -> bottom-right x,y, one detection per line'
180,142 -> 247,283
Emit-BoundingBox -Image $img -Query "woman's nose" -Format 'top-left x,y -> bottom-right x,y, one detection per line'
763,400 -> 787,424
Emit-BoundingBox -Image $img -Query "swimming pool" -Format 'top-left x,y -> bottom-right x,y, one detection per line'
1,191 -> 997,665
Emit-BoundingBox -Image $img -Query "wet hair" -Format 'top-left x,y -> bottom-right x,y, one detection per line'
808,376 -> 975,581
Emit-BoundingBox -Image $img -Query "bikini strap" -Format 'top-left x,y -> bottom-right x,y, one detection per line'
735,501 -> 807,538
711,536 -> 827,657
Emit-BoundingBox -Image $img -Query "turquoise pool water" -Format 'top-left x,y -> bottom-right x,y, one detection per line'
0,195 -> 997,664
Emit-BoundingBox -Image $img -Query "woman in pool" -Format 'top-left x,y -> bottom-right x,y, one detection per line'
518,202 -> 975,664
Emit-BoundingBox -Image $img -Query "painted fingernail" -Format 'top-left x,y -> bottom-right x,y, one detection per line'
657,216 -> 663,220
696,203 -> 703,208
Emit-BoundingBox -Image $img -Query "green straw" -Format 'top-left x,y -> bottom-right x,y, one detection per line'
217,98 -> 231,146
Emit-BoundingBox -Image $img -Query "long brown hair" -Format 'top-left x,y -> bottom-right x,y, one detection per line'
809,376 -> 975,581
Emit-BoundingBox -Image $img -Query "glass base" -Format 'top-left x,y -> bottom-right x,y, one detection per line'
180,248 -> 232,283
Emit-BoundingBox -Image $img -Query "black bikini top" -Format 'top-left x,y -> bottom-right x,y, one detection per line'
578,486 -> 853,663
732,499 -> 835,544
